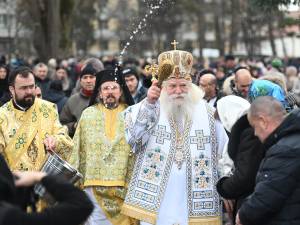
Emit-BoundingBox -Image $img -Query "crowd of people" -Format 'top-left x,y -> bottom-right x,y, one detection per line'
0,48 -> 300,225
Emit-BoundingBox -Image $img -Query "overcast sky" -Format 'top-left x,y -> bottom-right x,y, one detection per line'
287,4 -> 300,11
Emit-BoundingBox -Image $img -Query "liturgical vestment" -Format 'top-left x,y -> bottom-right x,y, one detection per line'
122,99 -> 228,225
68,103 -> 137,225
0,98 -> 73,171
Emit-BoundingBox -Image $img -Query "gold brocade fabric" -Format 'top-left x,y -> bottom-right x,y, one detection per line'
93,187 -> 138,225
0,99 -> 73,171
102,104 -> 124,141
69,103 -> 137,224
69,103 -> 134,187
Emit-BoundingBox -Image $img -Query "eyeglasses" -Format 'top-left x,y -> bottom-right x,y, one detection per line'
101,85 -> 120,92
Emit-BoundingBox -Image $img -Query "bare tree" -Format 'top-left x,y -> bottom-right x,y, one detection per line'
228,0 -> 240,54
17,0 -> 76,62
213,0 -> 225,56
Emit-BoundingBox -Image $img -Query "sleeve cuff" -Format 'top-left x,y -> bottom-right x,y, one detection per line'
216,176 -> 229,197
144,99 -> 159,109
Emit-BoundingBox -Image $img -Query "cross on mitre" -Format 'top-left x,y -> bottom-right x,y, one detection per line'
171,40 -> 179,50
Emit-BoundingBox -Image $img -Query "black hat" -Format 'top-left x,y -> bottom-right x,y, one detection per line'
80,63 -> 97,79
89,67 -> 134,106
122,67 -> 139,80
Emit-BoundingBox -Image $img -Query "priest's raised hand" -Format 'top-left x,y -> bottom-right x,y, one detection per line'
147,80 -> 161,104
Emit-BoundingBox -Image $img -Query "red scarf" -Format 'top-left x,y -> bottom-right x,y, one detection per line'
82,89 -> 93,97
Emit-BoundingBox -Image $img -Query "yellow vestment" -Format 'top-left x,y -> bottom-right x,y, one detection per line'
0,99 -> 73,171
69,103 -> 137,225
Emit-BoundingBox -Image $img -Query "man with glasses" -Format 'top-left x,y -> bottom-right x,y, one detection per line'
0,66 -> 73,172
68,69 -> 137,225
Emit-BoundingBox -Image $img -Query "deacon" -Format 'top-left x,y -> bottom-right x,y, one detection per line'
0,67 -> 73,171
122,43 -> 228,225
68,68 -> 137,225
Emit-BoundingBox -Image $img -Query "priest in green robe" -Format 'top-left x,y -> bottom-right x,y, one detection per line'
68,68 -> 137,225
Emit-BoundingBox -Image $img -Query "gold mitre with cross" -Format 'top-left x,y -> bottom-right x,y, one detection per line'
157,40 -> 193,84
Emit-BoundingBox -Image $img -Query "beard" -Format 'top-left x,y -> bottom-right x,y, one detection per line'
15,94 -> 35,109
160,83 -> 205,121
160,91 -> 193,122
102,94 -> 119,109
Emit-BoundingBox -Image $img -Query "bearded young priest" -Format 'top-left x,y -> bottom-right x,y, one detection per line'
122,47 -> 228,225
0,66 -> 73,172
68,68 -> 138,225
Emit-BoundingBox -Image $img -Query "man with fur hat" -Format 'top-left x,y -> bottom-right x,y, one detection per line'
68,68 -> 137,225
122,43 -> 228,225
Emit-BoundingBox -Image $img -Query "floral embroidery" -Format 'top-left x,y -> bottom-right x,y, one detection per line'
32,110 -> 37,122
39,103 -> 51,118
141,147 -> 166,183
15,133 -> 27,149
193,153 -> 211,189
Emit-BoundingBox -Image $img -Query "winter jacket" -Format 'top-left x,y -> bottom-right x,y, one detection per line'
239,108 -> 300,225
132,83 -> 147,104
35,77 -> 51,101
0,154 -> 93,225
59,91 -> 90,137
216,115 -> 265,213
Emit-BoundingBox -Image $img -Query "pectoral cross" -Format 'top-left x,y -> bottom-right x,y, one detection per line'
171,40 -> 179,50
144,61 -> 159,82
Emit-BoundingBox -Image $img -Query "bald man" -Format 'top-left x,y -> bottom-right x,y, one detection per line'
236,96 -> 300,225
198,70 -> 219,107
234,67 -> 253,99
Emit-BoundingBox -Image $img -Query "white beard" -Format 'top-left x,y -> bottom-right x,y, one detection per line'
160,83 -> 204,121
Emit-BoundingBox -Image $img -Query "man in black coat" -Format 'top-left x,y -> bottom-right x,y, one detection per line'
0,154 -> 93,225
236,96 -> 300,225
216,114 -> 265,216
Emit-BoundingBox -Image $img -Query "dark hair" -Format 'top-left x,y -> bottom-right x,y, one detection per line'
56,66 -> 67,71
0,64 -> 9,73
225,55 -> 235,61
0,64 -> 10,92
122,67 -> 139,80
0,64 -> 9,80
50,80 -> 63,91
233,66 -> 250,74
8,66 -> 35,86
198,69 -> 216,77
197,69 -> 216,86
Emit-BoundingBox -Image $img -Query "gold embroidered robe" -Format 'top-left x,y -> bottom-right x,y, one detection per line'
0,99 -> 73,171
68,103 -> 136,225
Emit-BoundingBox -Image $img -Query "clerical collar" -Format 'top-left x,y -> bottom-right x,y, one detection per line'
204,94 -> 216,101
12,100 -> 30,111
